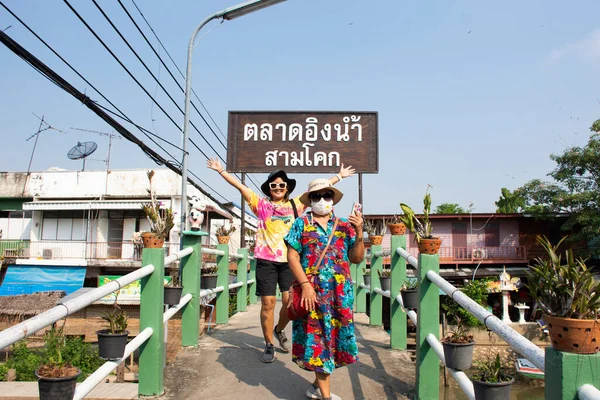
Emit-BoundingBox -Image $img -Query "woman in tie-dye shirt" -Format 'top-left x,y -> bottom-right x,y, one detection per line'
207,158 -> 354,363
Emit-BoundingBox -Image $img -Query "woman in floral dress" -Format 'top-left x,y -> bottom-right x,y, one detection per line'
285,179 -> 364,400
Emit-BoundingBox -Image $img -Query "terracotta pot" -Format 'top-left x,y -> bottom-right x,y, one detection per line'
387,223 -> 406,235
418,237 -> 442,254
369,235 -> 383,245
217,235 -> 230,244
141,232 -> 164,248
545,315 -> 600,354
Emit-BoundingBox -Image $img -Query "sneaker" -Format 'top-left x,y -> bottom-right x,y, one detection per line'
273,327 -> 290,353
305,384 -> 341,400
261,343 -> 276,363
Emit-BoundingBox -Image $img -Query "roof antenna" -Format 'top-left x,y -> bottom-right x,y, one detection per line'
26,113 -> 66,174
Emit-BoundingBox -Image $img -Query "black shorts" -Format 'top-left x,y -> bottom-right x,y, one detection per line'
255,259 -> 294,296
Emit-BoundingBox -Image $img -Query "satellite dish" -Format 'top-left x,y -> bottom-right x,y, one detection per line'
67,141 -> 97,170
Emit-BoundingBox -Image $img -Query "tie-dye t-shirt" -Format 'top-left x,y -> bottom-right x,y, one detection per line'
248,191 -> 306,262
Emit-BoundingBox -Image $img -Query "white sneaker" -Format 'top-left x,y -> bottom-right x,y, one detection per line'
305,384 -> 341,400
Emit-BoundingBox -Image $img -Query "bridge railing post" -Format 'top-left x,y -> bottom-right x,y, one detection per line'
369,244 -> 383,326
416,253 -> 440,400
215,243 -> 230,324
354,255 -> 367,313
181,231 -> 206,347
545,347 -> 600,399
248,256 -> 257,304
138,246 -> 166,397
390,235 -> 407,349
237,249 -> 248,312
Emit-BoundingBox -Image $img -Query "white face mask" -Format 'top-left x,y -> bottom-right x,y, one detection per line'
311,198 -> 334,216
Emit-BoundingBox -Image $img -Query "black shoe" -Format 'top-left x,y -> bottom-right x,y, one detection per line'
273,327 -> 290,353
261,343 -> 276,363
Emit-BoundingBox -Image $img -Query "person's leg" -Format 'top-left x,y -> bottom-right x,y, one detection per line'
315,371 -> 331,399
261,295 -> 277,343
276,261 -> 295,332
255,260 -> 279,362
275,291 -> 290,332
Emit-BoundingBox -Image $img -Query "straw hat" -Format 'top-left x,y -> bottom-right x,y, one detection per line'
260,170 -> 296,197
299,179 -> 343,206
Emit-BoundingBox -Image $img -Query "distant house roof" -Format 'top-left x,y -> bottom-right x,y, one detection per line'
0,291 -> 65,320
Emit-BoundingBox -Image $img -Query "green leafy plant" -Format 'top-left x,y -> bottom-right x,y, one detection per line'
442,317 -> 475,344
101,303 -> 129,334
141,170 -> 175,240
165,269 -> 181,287
37,322 -> 80,378
362,267 -> 370,275
399,185 -> 434,243
377,269 -> 391,278
387,215 -> 403,224
6,340 -> 41,381
441,278 -> 491,328
216,222 -> 236,237
363,219 -> 385,236
202,265 -> 219,275
471,354 -> 513,383
525,235 -> 600,319
401,278 -> 418,291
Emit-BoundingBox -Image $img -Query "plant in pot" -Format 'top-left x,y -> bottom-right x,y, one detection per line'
525,235 -> 600,354
164,269 -> 183,306
96,302 -> 129,360
400,278 -> 419,310
471,353 -> 514,400
364,219 -> 385,245
377,268 -> 391,291
362,267 -> 371,287
201,264 -> 219,290
215,222 -> 236,244
441,316 -> 476,371
36,322 -> 81,400
140,170 -> 175,248
386,214 -> 406,236
399,186 -> 442,254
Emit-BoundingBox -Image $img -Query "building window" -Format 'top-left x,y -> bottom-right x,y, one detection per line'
485,222 -> 500,247
42,210 -> 87,241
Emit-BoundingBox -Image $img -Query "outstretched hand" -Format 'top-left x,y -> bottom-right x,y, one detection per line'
339,163 -> 355,179
207,158 -> 223,172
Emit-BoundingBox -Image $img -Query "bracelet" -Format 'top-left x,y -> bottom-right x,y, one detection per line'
218,169 -> 225,174
336,173 -> 342,182
356,237 -> 363,242
299,281 -> 310,286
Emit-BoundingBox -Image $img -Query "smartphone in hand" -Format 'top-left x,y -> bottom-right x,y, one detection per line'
351,202 -> 363,216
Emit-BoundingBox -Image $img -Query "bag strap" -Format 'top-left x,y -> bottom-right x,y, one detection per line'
313,218 -> 339,270
290,198 -> 298,219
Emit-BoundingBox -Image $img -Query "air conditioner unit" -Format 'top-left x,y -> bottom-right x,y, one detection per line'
472,248 -> 488,259
42,249 -> 53,259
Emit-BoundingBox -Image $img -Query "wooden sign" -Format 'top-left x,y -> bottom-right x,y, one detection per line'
227,111 -> 378,173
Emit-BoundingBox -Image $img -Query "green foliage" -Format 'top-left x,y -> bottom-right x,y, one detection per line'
363,219 -> 384,236
101,303 -> 129,334
0,363 -> 7,381
495,187 -> 526,213
141,170 -> 175,240
5,340 -> 41,381
441,278 -> 491,328
377,268 -> 391,278
400,278 -> 418,291
216,222 -> 236,236
41,323 -> 67,369
471,354 -> 513,383
435,203 -> 466,214
399,185 -> 434,243
62,336 -> 103,382
442,317 -> 475,344
525,236 -> 600,318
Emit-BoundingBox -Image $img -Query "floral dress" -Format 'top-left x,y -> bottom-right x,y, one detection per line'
284,212 -> 359,374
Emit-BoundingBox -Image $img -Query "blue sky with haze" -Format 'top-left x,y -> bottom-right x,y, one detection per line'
1,0 -> 599,215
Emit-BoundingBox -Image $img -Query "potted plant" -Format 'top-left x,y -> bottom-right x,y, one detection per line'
441,317 -> 475,371
400,278 -> 419,310
377,268 -> 391,291
399,186 -> 442,254
364,219 -> 384,245
525,235 -> 600,354
386,215 -> 406,236
36,322 -> 81,400
201,265 -> 219,290
141,170 -> 175,248
164,269 -> 183,306
215,222 -> 236,244
471,353 -> 514,400
362,267 -> 371,287
96,302 -> 129,360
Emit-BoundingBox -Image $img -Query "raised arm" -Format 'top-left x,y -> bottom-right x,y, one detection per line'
328,163 -> 355,186
207,158 -> 252,202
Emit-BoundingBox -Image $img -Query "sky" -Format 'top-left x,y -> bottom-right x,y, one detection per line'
1,0 -> 599,216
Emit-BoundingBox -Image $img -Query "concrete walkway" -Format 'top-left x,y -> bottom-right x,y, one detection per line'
163,302 -> 416,399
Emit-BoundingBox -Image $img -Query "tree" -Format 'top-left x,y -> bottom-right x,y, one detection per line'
495,187 -> 526,213
435,203 -> 466,214
516,119 -> 600,255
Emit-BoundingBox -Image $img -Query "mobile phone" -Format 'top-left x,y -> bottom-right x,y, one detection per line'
351,202 -> 362,216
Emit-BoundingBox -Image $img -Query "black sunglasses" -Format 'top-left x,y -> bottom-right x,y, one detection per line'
309,191 -> 334,201
269,182 -> 287,190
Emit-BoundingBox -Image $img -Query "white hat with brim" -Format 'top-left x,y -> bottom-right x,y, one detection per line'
299,178 -> 344,207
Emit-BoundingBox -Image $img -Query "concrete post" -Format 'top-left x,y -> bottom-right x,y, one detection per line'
390,235 -> 407,349
416,253 -> 440,400
181,231 -> 206,347
545,347 -> 600,399
237,249 -> 248,312
215,243 -> 230,324
355,257 -> 367,313
369,244 -> 383,327
249,257 -> 257,304
138,247 -> 165,396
